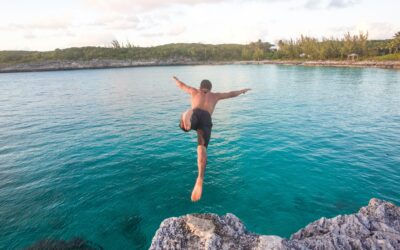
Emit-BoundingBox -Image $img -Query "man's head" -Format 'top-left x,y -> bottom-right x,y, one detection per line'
200,80 -> 212,91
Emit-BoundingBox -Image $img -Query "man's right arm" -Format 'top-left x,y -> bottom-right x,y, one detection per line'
215,88 -> 251,100
173,76 -> 197,95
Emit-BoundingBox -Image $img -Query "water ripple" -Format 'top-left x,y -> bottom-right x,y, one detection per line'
0,65 -> 399,249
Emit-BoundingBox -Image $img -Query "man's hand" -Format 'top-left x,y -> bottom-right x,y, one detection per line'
172,76 -> 179,82
240,88 -> 251,94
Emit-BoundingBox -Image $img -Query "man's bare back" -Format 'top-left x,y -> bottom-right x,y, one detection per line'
173,76 -> 250,201
174,76 -> 250,115
190,89 -> 219,115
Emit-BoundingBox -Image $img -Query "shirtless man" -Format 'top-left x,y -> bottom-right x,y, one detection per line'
173,76 -> 251,201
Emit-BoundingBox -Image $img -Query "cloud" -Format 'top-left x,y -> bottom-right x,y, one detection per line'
141,24 -> 186,37
303,0 -> 359,9
357,22 -> 397,39
23,32 -> 36,39
1,0 -> 396,51
1,17 -> 70,31
166,25 -> 186,36
69,32 -> 117,47
328,22 -> 396,39
303,0 -> 322,9
85,0 -> 222,13
90,15 -> 140,29
84,0 -> 291,13
328,0 -> 357,9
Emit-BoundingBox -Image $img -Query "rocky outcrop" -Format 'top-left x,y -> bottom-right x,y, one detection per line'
150,198 -> 400,249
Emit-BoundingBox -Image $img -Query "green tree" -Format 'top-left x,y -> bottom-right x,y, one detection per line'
389,31 -> 400,53
297,35 -> 319,59
241,48 -> 252,60
252,48 -> 264,61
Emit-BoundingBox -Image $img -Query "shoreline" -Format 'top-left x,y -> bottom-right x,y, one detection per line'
1,59 -> 399,73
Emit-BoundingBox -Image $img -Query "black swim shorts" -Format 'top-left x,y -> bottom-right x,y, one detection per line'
179,108 -> 212,147
191,108 -> 213,147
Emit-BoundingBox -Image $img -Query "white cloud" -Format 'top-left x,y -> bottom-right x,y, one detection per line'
328,0 -> 358,8
23,32 -> 36,39
302,0 -> 359,10
356,22 -> 397,39
326,22 -> 396,40
84,0 -> 225,13
166,25 -> 186,36
90,15 -> 140,29
0,0 -> 398,50
71,32 -> 117,47
304,0 -> 322,9
1,17 -> 70,31
84,0 -> 291,13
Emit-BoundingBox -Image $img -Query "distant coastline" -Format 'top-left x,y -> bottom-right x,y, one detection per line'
1,59 -> 399,73
2,32 -> 399,73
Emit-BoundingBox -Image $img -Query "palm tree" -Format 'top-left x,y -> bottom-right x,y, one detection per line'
391,32 -> 400,53
111,40 -> 121,49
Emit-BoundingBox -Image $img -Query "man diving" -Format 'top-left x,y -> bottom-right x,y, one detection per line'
173,76 -> 251,202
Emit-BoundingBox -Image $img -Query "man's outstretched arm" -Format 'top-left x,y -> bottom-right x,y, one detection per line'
215,88 -> 251,100
172,76 -> 197,95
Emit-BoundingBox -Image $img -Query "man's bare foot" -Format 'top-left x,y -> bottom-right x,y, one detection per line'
191,178 -> 203,202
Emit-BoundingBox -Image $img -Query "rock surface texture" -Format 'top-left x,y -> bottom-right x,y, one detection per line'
150,198 -> 400,250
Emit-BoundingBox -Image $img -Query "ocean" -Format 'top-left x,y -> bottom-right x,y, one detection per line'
0,65 -> 399,249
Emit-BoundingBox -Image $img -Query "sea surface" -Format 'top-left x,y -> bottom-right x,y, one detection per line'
0,65 -> 399,249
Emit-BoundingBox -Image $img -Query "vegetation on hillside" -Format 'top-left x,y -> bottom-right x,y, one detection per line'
0,41 -> 269,66
0,32 -> 399,66
276,32 -> 400,60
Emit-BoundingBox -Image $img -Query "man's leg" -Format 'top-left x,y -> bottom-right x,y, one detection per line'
191,130 -> 207,202
182,109 -> 193,131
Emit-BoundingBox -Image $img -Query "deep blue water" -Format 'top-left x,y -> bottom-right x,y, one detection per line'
0,65 -> 399,249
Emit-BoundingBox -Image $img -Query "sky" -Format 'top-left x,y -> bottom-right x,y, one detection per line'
0,0 -> 399,51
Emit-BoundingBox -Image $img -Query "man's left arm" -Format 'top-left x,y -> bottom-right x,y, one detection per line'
215,88 -> 251,100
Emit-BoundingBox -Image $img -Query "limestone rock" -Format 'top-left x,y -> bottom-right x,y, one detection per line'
150,198 -> 400,250
150,213 -> 284,250
287,198 -> 400,249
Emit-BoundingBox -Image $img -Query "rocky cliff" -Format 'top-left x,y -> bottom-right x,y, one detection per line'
150,198 -> 400,249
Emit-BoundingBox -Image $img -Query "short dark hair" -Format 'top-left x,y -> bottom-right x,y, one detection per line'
200,80 -> 212,90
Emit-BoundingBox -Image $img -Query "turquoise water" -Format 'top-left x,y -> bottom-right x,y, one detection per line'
0,65 -> 399,249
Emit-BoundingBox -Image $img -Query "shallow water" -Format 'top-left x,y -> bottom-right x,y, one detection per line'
0,65 -> 399,249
